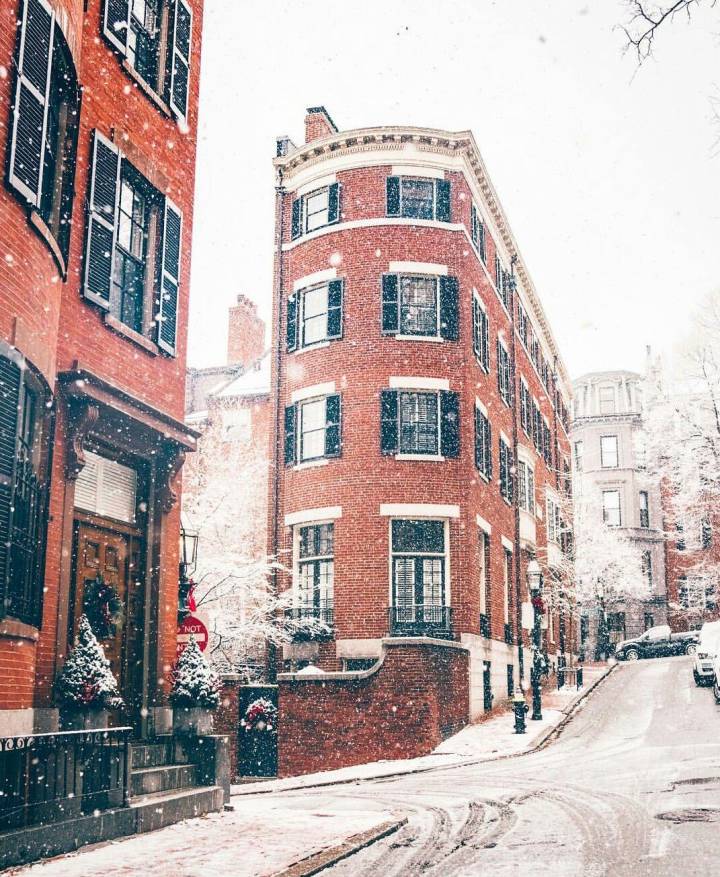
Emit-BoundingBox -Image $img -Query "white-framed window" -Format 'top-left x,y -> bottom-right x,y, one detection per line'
639,490 -> 649,528
386,176 -> 451,222
503,548 -> 512,625
600,435 -> 619,468
380,389 -> 460,458
295,522 -> 334,620
497,339 -> 512,405
472,293 -> 489,370
602,490 -> 621,527
598,385 -> 616,415
287,280 -> 343,351
678,576 -> 711,612
518,460 -> 535,515
390,519 -> 448,626
641,550 -> 652,588
546,495 -> 561,544
574,440 -> 584,472
470,203 -> 486,261
499,437 -> 514,503
382,274 -> 458,340
479,529 -> 489,618
75,451 -> 138,524
474,404 -> 492,479
284,394 -> 341,465
291,183 -> 341,238
103,0 -> 193,120
520,380 -> 531,436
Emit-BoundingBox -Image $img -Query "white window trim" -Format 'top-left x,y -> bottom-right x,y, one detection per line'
395,453 -> 445,462
292,339 -> 330,355
476,514 -> 492,534
293,458 -> 329,472
501,536 -> 514,552
388,260 -> 448,275
293,268 -> 337,291
475,397 -> 488,418
292,518 -> 335,603
389,376 -> 449,391
516,443 -> 535,465
291,381 -> 336,403
285,506 -> 343,527
396,334 -> 444,344
380,503 -> 460,519
391,164 -> 445,179
293,173 -> 338,198
500,430 -> 512,446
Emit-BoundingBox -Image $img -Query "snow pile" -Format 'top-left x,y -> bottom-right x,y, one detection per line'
171,637 -> 221,708
55,614 -> 123,709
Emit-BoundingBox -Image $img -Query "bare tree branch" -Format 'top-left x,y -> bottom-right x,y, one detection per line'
620,0 -> 715,63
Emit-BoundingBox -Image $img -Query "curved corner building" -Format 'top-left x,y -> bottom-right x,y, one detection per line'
269,107 -> 574,719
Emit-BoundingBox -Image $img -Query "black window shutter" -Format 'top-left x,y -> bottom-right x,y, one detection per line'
380,390 -> 399,454
381,275 -> 399,334
0,356 -> 21,613
325,394 -> 341,457
327,280 -> 343,339
84,131 -> 121,310
103,0 -> 131,53
499,440 -> 507,493
439,276 -> 459,341
291,198 -> 302,239
284,404 -> 297,465
386,176 -> 400,216
169,0 -> 192,120
485,419 -> 493,478
436,179 -> 451,222
286,294 -> 298,352
440,391 -> 460,458
327,182 -> 341,224
158,197 -> 183,355
474,408 -> 481,471
497,341 -> 503,397
8,0 -> 54,207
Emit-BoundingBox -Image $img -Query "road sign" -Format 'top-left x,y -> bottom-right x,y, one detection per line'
176,614 -> 209,658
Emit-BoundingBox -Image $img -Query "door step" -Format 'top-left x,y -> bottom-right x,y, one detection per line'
130,786 -> 225,833
130,763 -> 199,796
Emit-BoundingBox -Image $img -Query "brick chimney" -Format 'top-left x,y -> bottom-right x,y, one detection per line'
227,294 -> 265,366
304,106 -> 338,144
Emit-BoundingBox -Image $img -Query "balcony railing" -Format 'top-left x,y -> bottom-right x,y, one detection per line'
389,604 -> 453,639
285,604 -> 334,641
0,728 -> 131,832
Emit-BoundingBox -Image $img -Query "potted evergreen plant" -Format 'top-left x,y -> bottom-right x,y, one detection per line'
55,614 -> 123,730
171,636 -> 220,735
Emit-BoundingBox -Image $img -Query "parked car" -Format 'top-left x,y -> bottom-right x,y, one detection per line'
693,621 -> 720,686
615,624 -> 699,661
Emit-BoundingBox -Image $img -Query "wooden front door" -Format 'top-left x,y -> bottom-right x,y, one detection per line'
71,522 -> 144,724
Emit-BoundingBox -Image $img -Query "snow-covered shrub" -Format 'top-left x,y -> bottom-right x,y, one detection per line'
171,637 -> 221,709
55,614 -> 123,709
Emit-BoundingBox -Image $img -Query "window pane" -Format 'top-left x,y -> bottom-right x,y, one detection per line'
400,178 -> 434,219
599,386 -> 616,414
399,392 -> 438,454
318,559 -> 334,604
300,398 -> 326,460
305,189 -> 329,231
391,519 -> 444,553
601,436 -> 618,468
399,276 -> 437,335
302,285 -> 329,345
422,558 -> 444,609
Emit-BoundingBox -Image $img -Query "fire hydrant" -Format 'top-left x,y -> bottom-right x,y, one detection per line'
513,689 -> 529,734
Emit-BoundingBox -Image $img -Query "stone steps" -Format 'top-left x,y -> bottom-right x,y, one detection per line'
130,785 -> 225,834
130,763 -> 199,796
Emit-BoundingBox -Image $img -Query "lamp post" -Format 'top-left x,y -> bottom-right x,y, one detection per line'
178,525 -> 199,619
527,558 -> 544,721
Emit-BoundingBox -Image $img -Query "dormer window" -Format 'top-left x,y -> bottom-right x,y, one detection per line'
386,176 -> 451,222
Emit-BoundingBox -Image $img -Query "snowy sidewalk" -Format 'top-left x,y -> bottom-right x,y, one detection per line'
233,662 -> 614,797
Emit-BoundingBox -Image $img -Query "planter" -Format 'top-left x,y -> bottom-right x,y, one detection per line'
60,707 -> 110,731
173,706 -> 214,736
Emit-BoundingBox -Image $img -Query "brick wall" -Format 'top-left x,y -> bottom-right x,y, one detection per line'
227,295 -> 266,366
215,678 -> 241,779
277,639 -> 469,777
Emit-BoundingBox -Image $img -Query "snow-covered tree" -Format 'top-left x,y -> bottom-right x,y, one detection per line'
171,637 -> 221,709
638,290 -> 720,621
55,614 -> 123,710
182,398 -> 330,674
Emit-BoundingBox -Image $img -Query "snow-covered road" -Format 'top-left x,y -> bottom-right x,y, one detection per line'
284,656 -> 720,876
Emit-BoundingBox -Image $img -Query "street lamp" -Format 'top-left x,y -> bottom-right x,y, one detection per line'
527,558 -> 544,721
178,525 -> 199,618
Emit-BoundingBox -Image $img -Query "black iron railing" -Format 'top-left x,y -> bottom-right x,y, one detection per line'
0,728 -> 131,832
285,604 -> 334,641
389,605 -> 453,639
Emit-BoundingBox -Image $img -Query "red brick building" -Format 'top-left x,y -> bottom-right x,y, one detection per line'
268,108 -> 574,724
0,0 -> 202,738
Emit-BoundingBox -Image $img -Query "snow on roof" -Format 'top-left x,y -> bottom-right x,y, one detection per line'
215,351 -> 271,398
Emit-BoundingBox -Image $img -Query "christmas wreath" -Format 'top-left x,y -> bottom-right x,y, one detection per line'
240,697 -> 277,733
83,574 -> 124,640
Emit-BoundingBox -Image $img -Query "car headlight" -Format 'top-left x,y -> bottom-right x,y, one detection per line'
698,652 -> 709,659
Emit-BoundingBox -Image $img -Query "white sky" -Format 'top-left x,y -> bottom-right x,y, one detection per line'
188,0 -> 720,380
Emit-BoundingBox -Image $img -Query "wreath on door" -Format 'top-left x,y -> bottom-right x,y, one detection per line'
83,574 -> 124,640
